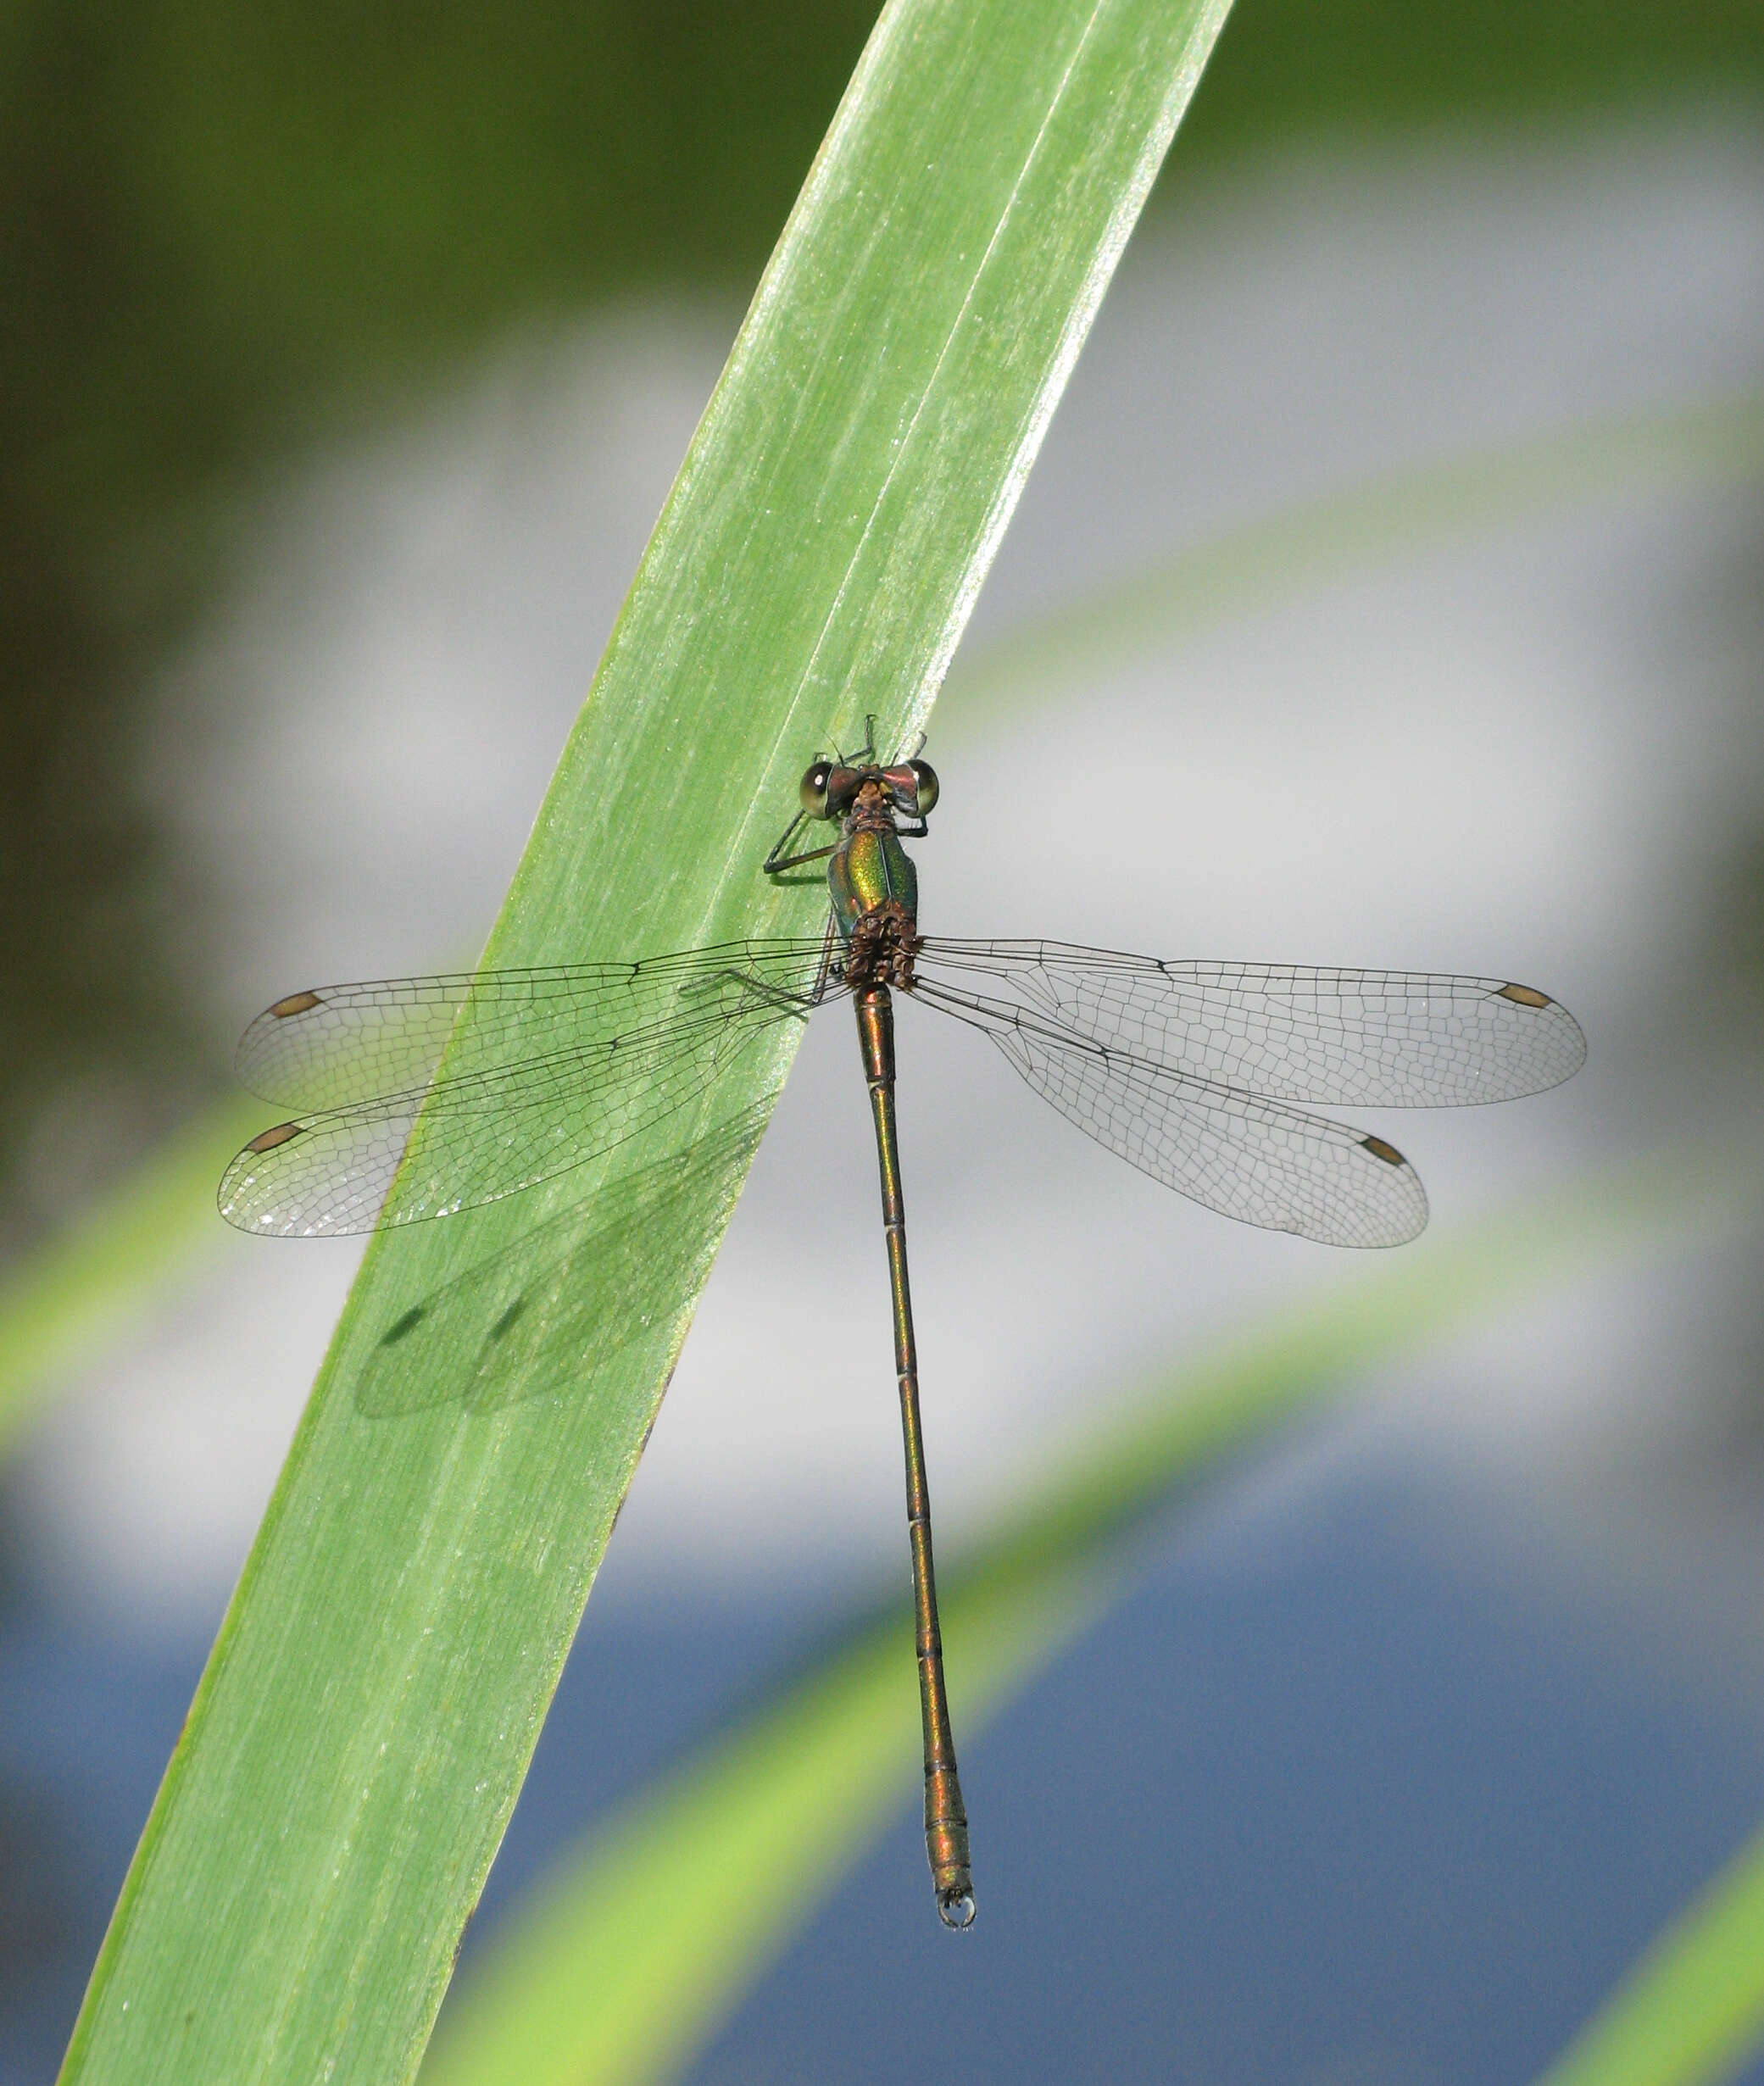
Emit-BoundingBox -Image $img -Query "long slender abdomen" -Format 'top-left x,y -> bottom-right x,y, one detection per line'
852,983 -> 974,1929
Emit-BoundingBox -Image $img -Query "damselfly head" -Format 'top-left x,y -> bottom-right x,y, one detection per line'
798,755 -> 938,824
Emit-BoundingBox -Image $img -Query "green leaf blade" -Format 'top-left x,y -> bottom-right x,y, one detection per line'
1533,1816 -> 1764,2086
58,3 -> 1234,2081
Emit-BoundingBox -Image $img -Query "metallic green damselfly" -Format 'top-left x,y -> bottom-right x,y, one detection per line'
221,722 -> 1585,1927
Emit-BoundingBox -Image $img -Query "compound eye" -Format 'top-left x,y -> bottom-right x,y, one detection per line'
907,759 -> 939,817
799,761 -> 834,816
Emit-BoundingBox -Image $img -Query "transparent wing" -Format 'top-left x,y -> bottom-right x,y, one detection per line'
234,938 -> 834,1108
912,980 -> 1428,1248
220,939 -> 834,1237
914,940 -> 1584,1108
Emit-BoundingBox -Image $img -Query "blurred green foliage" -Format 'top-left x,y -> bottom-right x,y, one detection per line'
2,0 -> 1760,1247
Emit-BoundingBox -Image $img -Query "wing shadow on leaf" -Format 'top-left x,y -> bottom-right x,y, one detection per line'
353,1104 -> 771,1419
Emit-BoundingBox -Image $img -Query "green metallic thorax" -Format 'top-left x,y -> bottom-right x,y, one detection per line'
829,822 -> 919,943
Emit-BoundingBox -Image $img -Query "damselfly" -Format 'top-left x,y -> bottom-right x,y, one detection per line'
220,720 -> 1585,1927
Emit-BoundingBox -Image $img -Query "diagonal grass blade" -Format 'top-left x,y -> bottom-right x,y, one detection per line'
56,1 -> 1235,2079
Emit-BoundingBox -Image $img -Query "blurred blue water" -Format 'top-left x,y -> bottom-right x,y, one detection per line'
7,1437 -> 1764,2085
0,1627 -> 197,2084
684,1449 -> 1764,2086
